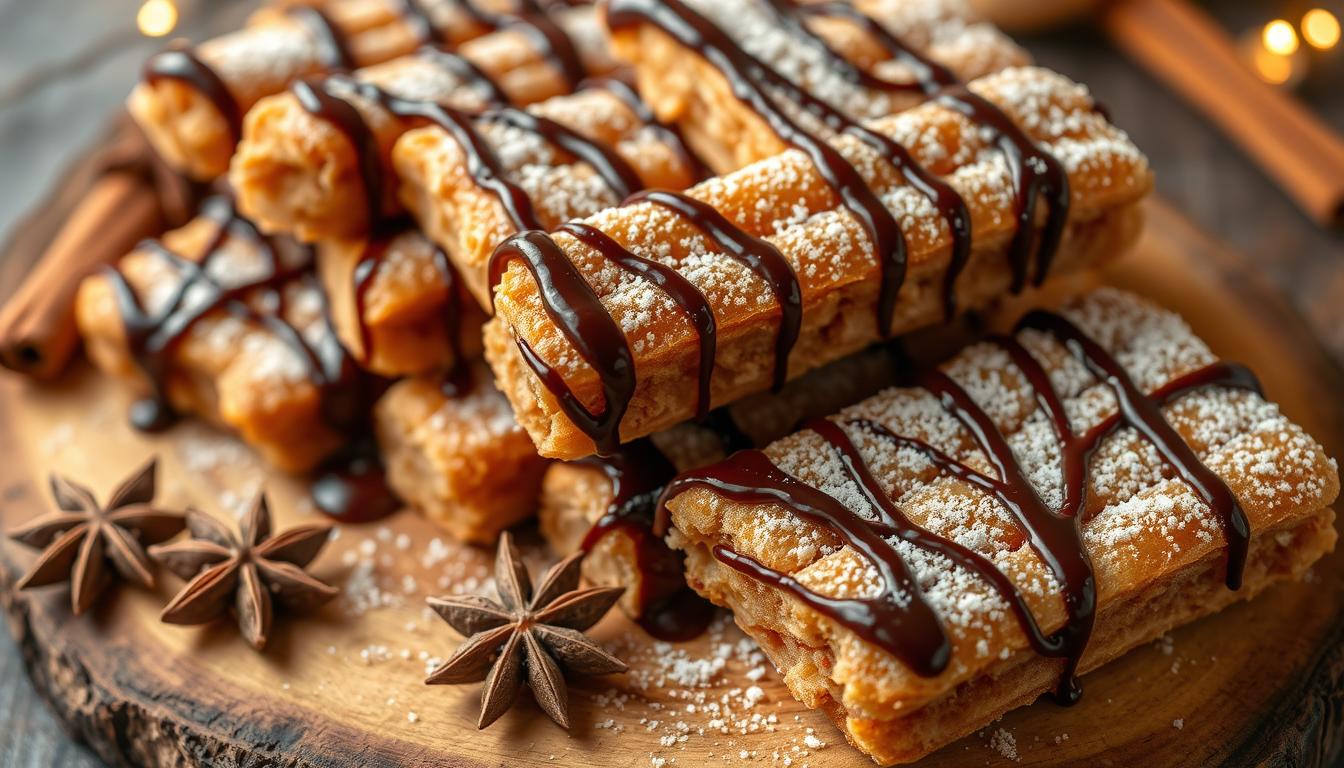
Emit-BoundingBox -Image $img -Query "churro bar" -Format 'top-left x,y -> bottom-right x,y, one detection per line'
231,5 -> 618,242
607,0 -> 1030,173
317,224 -> 486,377
375,365 -> 546,544
486,65 -> 1152,460
394,82 -> 704,309
130,0 -> 525,180
659,288 -> 1339,764
74,198 -> 369,474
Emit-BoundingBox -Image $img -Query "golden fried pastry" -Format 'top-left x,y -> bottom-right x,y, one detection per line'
394,82 -> 704,309
660,288 -> 1339,764
231,5 -> 619,242
607,0 -> 1030,173
375,365 -> 547,544
130,0 -> 524,180
317,225 -> 486,377
74,198 -> 367,473
486,65 -> 1152,460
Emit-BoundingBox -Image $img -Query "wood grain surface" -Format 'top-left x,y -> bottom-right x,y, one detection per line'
0,199 -> 1340,767
0,2 -> 1341,766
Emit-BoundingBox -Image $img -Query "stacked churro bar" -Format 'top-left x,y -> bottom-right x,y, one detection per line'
660,289 -> 1338,763
485,60 -> 1150,459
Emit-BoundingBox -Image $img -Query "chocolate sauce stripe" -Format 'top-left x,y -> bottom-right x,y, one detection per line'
622,189 -> 801,393
1016,311 -> 1253,589
143,48 -> 243,145
616,0 -> 913,334
583,76 -> 712,182
792,1 -> 957,95
401,0 -> 445,44
106,198 -> 368,437
287,6 -> 357,71
492,230 -> 635,454
666,447 -> 952,675
559,221 -> 718,419
481,108 -> 642,198
836,418 -> 1064,659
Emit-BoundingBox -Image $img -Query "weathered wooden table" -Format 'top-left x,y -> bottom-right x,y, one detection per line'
0,1 -> 1340,765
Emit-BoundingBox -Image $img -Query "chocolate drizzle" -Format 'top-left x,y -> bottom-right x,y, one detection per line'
559,221 -> 718,419
401,0 -> 445,44
106,197 -> 400,521
587,76 -> 711,182
142,5 -> 355,149
624,189 -> 801,392
287,5 -> 357,71
106,197 -> 366,433
143,47 -> 243,145
491,231 -> 635,454
658,310 -> 1259,700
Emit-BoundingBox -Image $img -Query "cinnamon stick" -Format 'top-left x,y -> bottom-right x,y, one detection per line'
0,119 -> 184,380
1104,0 -> 1344,227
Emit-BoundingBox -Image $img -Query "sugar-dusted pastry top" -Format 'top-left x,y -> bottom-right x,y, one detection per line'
663,288 -> 1339,720
73,198 -> 370,473
231,4 -> 619,242
129,0 -> 523,180
394,81 -> 704,308
487,64 -> 1152,458
608,0 -> 1030,172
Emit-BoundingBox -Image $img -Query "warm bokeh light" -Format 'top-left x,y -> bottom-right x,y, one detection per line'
1263,19 -> 1301,55
1302,9 -> 1341,50
137,0 -> 178,38
1251,46 -> 1296,84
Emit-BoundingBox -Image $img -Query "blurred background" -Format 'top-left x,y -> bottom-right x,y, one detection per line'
0,0 -> 1340,764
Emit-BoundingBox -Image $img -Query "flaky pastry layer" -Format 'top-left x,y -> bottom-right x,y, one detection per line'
487,66 -> 1153,459
664,289 -> 1339,764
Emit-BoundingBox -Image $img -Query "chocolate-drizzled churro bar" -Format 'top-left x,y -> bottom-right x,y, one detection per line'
660,289 -> 1338,764
231,4 -> 618,242
130,0 -> 527,180
376,365 -> 546,543
74,198 -> 384,473
392,81 -> 704,309
608,0 -> 1030,173
486,61 -> 1151,460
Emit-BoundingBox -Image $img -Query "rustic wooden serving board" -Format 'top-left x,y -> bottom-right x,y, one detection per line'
1,199 -> 1341,767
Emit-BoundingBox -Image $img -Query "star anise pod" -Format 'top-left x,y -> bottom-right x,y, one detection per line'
8,458 -> 185,615
149,494 -> 337,651
426,532 -> 627,729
